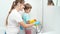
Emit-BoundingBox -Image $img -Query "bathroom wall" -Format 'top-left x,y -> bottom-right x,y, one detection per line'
58,0 -> 60,6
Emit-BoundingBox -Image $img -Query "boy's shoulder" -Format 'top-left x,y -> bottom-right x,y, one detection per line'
23,13 -> 29,16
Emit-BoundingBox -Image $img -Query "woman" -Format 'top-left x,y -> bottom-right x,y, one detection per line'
6,0 -> 40,34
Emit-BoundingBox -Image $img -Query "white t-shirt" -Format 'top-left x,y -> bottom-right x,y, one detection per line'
19,9 -> 24,16
7,9 -> 23,27
6,9 -> 23,34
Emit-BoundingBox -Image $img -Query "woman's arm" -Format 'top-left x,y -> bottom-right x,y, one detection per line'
19,21 -> 34,28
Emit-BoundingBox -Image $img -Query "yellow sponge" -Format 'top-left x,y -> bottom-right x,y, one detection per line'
29,19 -> 40,26
29,19 -> 36,24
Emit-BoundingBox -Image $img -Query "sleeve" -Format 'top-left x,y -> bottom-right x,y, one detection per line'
22,14 -> 30,22
14,13 -> 23,23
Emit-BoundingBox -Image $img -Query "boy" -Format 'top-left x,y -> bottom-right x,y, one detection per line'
22,3 -> 40,34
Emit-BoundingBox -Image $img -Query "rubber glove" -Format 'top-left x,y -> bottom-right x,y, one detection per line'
34,21 -> 40,26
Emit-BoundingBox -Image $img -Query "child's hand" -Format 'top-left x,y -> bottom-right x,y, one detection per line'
34,19 -> 37,21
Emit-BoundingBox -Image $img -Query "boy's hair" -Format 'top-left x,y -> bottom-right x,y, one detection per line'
24,3 -> 32,10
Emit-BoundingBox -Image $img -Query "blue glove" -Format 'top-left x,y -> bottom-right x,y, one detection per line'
34,21 -> 40,25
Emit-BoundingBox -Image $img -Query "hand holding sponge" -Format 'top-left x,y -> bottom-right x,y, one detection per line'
29,19 -> 40,26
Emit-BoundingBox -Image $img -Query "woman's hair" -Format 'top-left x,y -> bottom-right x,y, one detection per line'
6,0 -> 25,26
48,0 -> 54,5
24,3 -> 32,10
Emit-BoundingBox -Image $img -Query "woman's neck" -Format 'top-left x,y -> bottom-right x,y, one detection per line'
15,7 -> 23,12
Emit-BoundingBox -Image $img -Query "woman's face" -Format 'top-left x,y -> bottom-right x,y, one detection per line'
17,2 -> 25,10
20,4 -> 25,10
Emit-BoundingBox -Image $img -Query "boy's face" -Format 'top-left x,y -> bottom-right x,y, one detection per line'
25,8 -> 31,13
